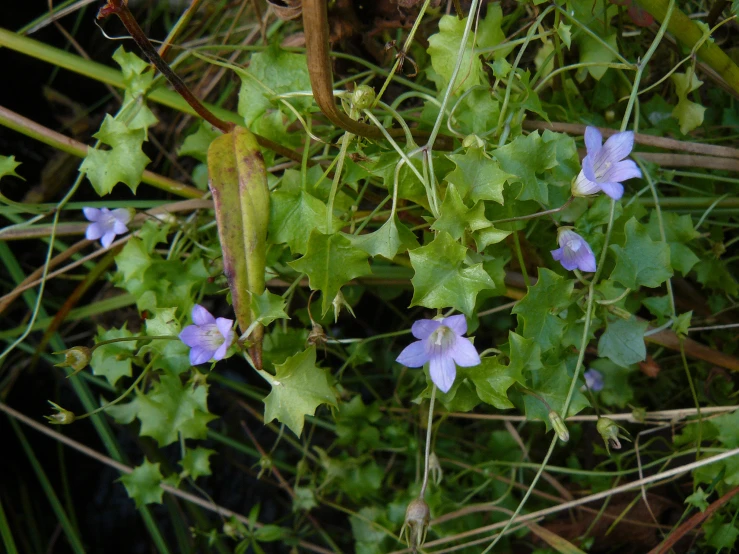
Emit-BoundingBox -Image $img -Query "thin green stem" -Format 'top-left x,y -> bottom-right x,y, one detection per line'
420,386 -> 437,498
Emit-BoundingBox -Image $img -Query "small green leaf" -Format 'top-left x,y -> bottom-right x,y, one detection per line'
671,70 -> 705,134
577,33 -> 618,81
252,290 -> 290,326
178,122 -> 220,163
703,519 -> 739,550
431,184 -> 491,240
467,356 -> 524,409
0,155 -> 22,180
81,115 -> 150,195
293,487 -> 318,512
597,316 -> 648,367
269,188 -> 338,254
512,269 -> 574,352
119,459 -> 164,507
444,147 -> 513,204
493,131 -> 559,204
523,361 -> 589,426
136,375 -> 217,446
180,447 -> 216,479
112,46 -> 157,131
258,346 -> 337,436
90,325 -> 136,386
347,215 -> 418,260
557,24 -> 572,48
408,231 -> 494,316
610,218 -> 673,288
289,232 -> 371,315
685,487 -> 710,512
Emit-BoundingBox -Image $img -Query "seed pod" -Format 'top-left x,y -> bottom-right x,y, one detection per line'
54,346 -> 92,374
401,497 -> 430,550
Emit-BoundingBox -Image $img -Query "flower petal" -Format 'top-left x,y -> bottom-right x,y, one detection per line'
215,317 -> 234,340
600,131 -> 634,163
429,353 -> 456,393
112,220 -> 129,235
584,369 -> 604,391
558,247 -> 580,271
83,207 -> 101,222
213,341 -> 229,361
599,159 -> 642,183
551,247 -> 564,262
598,181 -> 625,200
192,304 -> 216,326
111,208 -> 132,225
396,340 -> 429,367
179,325 -> 203,347
449,337 -> 480,367
571,243 -> 596,272
584,126 -> 602,157
100,231 -> 116,249
411,319 -> 441,340
572,167 -> 601,197
85,222 -> 105,241
190,346 -> 214,365
442,314 -> 467,336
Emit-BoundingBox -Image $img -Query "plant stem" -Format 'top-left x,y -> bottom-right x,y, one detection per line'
420,386 -> 437,498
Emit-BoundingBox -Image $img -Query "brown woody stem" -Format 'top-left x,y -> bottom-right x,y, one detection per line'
97,0 -> 234,133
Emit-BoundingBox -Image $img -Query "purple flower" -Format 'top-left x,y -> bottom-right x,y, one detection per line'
572,126 -> 642,200
83,207 -> 132,248
179,305 -> 235,365
396,315 -> 480,393
551,228 -> 596,272
584,368 -> 604,392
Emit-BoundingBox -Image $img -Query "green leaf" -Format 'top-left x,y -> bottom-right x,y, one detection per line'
258,346 -> 337,436
695,257 -> 738,295
0,155 -> 22,180
269,188 -> 338,254
610,218 -> 673,288
589,358 -> 635,408
408,231 -> 494,316
112,46 -> 157,131
523,360 -> 589,426
81,115 -> 150,195
136,375 -> 217,446
703,519 -> 739,550
712,409 -> 739,448
493,131 -> 559,204
577,33 -> 618,81
647,211 -> 699,274
139,307 -> 192,376
443,147 -> 513,204
557,23 -> 572,48
180,447 -> 216,479
119,459 -> 164,508
293,487 -> 318,512
467,356 -> 524,409
597,316 -> 648,367
90,325 -> 136,386
348,215 -> 418,260
473,225 -> 512,251
431,184 -> 491,240
512,268 -> 574,352
671,71 -> 705,134
507,332 -> 543,373
427,6 -> 506,93
178,122 -> 220,163
237,45 -> 311,126
289,232 -> 371,315
685,487 -> 710,512
252,290 -> 290,326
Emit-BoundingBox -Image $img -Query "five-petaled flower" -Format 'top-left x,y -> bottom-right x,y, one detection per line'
179,305 -> 235,365
551,227 -> 596,273
83,207 -> 132,248
584,368 -> 604,392
396,315 -> 480,393
572,126 -> 642,200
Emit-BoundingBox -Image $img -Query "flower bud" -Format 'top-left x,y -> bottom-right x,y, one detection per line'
54,346 -> 91,374
257,456 -> 273,480
462,134 -> 485,149
400,498 -> 430,550
45,401 -> 75,425
351,85 -> 376,111
596,417 -> 630,453
429,452 -> 443,486
549,410 -> 569,442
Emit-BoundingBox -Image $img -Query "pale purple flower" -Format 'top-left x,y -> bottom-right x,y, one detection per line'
551,228 -> 596,272
179,304 -> 235,365
396,315 -> 480,393
572,126 -> 642,200
584,369 -> 604,392
83,207 -> 131,248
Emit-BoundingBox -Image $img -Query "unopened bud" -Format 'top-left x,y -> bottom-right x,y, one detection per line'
45,401 -> 75,425
257,456 -> 273,479
462,134 -> 485,149
54,346 -> 91,374
549,410 -> 569,442
429,452 -> 443,486
596,417 -> 630,454
608,305 -> 632,320
351,85 -> 376,111
222,517 -> 243,539
400,498 -> 430,550
332,290 -> 356,324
